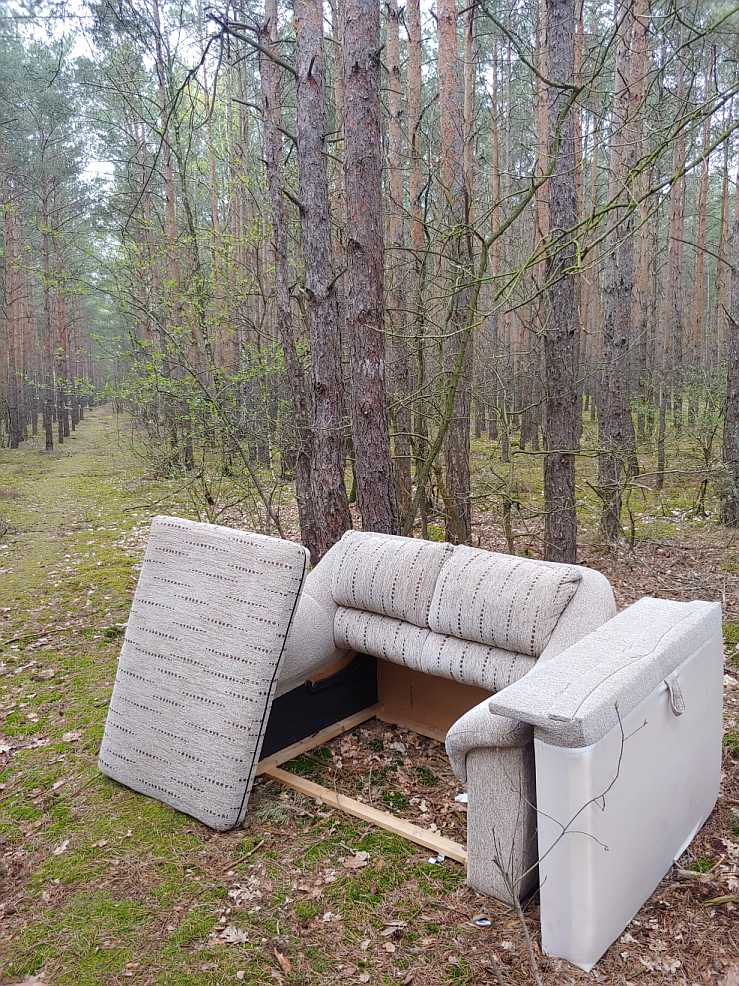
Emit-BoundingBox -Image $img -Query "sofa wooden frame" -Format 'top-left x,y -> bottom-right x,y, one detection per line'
256,660 -> 490,865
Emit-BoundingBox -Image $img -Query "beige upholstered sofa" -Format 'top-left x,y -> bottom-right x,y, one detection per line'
278,530 -> 618,901
101,519 -> 722,971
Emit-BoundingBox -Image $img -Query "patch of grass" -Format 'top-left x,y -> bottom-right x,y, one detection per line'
415,766 -> 439,787
724,729 -> 739,758
295,899 -> 321,921
2,890 -> 152,984
689,856 -> 716,873
288,746 -> 333,778
725,622 -> 739,668
382,790 -> 410,811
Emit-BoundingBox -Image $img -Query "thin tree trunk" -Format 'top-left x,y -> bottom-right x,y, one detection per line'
438,0 -> 472,544
720,106 -> 739,524
597,4 -> 639,542
386,0 -> 412,518
259,0 -> 318,559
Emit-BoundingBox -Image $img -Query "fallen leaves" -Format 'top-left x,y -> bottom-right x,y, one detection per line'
342,850 -> 369,870
273,948 -> 291,974
217,925 -> 249,945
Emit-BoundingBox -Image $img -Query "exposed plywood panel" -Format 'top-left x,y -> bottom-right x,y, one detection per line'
377,661 -> 491,737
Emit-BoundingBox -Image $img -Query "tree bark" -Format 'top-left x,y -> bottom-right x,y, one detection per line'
542,0 -> 579,563
294,0 -> 352,556
720,132 -> 739,524
259,0 -> 318,560
438,0 -> 472,544
343,0 -> 399,534
597,4 -> 639,542
386,0 -> 412,518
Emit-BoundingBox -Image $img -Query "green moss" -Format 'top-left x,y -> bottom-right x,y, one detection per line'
689,856 -> 715,873
295,899 -> 321,921
287,745 -> 333,778
382,791 -> 409,811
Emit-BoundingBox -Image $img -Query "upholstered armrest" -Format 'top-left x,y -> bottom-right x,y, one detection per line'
276,540 -> 348,695
446,700 -> 533,783
488,597 -> 722,748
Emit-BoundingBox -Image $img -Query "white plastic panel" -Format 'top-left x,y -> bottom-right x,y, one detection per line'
535,628 -> 723,971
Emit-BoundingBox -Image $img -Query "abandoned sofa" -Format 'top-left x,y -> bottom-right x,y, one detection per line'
277,529 -> 723,969
100,520 -> 723,971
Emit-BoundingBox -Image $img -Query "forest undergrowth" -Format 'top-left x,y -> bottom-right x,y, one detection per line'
0,406 -> 737,986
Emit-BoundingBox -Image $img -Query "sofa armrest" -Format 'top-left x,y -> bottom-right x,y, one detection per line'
445,699 -> 533,783
488,597 -> 722,747
276,539 -> 348,695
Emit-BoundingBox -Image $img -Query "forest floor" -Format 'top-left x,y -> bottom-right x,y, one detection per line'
0,406 -> 737,986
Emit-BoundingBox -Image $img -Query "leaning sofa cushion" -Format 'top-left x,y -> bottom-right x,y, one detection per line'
98,515 -> 309,830
331,531 -> 453,627
428,545 -> 581,657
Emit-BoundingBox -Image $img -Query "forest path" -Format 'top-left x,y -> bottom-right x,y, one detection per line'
0,407 -> 142,640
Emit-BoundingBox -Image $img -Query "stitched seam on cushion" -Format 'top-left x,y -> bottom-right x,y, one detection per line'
501,560 -> 527,650
433,552 -> 478,634
232,546 -> 308,830
472,558 -> 498,643
524,570 -> 548,656
366,538 -> 390,614
405,541 -> 427,624
331,537 -> 354,603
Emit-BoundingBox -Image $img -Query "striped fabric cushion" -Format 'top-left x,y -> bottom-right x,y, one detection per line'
429,546 -> 581,658
420,632 -> 535,692
98,516 -> 308,830
333,608 -> 534,692
331,531 -> 452,627
334,607 -> 429,669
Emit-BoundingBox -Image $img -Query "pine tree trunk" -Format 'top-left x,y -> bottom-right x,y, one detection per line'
386,0 -> 412,518
343,0 -> 399,534
542,0 -> 578,562
597,4 -> 639,542
294,0 -> 352,556
720,146 -> 739,524
438,0 -> 472,544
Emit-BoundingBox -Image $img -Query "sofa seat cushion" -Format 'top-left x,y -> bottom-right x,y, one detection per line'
331,531 -> 453,627
99,516 -> 309,830
334,608 -> 534,692
429,546 -> 581,657
420,632 -> 535,693
334,607 -> 429,669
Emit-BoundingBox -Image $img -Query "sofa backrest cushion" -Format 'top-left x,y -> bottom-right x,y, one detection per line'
331,531 -> 453,627
429,545 -> 581,657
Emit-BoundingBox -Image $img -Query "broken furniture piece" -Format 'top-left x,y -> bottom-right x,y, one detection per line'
99,520 -> 723,971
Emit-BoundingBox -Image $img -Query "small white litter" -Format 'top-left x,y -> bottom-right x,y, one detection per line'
454,792 -> 468,804
427,852 -> 447,865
